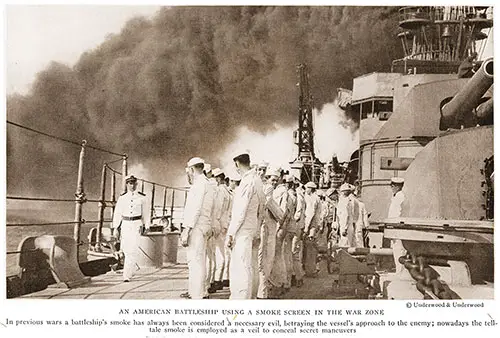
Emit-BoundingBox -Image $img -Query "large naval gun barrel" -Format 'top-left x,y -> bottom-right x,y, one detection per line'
440,57 -> 493,130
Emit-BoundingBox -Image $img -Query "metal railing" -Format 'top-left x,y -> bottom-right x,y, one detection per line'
6,120 -> 187,263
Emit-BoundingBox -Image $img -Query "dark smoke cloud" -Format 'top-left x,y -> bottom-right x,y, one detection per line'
7,6 -> 401,196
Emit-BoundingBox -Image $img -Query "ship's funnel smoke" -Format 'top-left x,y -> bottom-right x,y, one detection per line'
7,6 -> 400,196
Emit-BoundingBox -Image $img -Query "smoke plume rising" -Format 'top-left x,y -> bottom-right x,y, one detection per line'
7,6 -> 401,198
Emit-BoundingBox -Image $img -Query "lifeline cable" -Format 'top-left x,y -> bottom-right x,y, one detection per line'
7,120 -> 124,157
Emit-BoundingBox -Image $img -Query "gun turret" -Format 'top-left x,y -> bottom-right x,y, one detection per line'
440,57 -> 493,130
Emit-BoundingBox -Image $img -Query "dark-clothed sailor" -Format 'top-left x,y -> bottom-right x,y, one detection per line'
226,150 -> 265,299
283,175 -> 297,291
324,188 -> 338,245
181,157 -> 215,299
222,170 -> 240,286
291,181 -> 306,287
303,181 -> 321,277
111,175 -> 151,282
269,168 -> 289,296
388,177 -> 406,274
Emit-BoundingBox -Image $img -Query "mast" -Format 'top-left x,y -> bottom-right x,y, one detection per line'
290,63 -> 322,184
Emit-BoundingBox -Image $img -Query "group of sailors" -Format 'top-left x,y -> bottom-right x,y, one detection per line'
178,150 -> 380,300
111,150 -> 407,298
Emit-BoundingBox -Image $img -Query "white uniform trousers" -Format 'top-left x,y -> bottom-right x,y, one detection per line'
257,219 -> 276,298
269,228 -> 286,288
339,223 -> 356,248
354,223 -> 365,248
251,237 -> 260,299
392,239 -> 407,274
222,242 -> 231,281
120,219 -> 142,280
229,229 -> 254,299
213,233 -> 226,282
187,228 -> 207,299
283,231 -> 294,288
291,232 -> 305,281
205,236 -> 215,293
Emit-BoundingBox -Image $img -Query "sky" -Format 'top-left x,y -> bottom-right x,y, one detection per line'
6,5 -> 161,94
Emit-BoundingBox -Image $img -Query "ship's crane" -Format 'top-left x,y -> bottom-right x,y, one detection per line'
290,63 -> 323,184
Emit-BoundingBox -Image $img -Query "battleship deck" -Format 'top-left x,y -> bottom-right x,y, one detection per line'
17,245 -> 361,300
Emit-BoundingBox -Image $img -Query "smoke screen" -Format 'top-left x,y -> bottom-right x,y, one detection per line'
7,6 -> 401,197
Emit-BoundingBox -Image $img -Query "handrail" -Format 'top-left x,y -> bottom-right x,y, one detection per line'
7,120 -> 124,157
7,195 -> 116,204
6,221 -> 80,227
7,119 -> 188,266
6,219 -> 113,227
105,165 -> 187,192
7,196 -> 77,202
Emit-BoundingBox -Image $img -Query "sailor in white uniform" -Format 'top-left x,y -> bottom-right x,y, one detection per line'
226,150 -> 265,299
181,157 -> 215,299
388,177 -> 407,273
210,168 -> 232,291
204,163 -> 219,295
111,175 -> 150,282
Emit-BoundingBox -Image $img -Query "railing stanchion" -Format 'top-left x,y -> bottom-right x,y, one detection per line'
150,183 -> 156,220
162,187 -> 167,216
121,155 -> 128,194
74,140 -> 87,259
110,172 -> 116,215
170,189 -> 175,223
95,164 -> 107,252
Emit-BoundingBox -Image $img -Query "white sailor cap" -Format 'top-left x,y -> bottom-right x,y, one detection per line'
258,161 -> 269,169
204,163 -> 212,173
305,181 -> 317,189
212,168 -> 224,177
284,174 -> 294,183
317,190 -> 325,197
390,177 -> 405,185
125,174 -> 138,183
339,183 -> 352,192
232,149 -> 250,160
187,157 -> 205,167
227,170 -> 241,181
266,167 -> 281,177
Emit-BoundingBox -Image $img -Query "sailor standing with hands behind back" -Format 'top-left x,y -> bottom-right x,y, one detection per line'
111,175 -> 150,282
180,157 -> 215,299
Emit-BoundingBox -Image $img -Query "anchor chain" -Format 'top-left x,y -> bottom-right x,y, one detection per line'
399,255 -> 460,299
